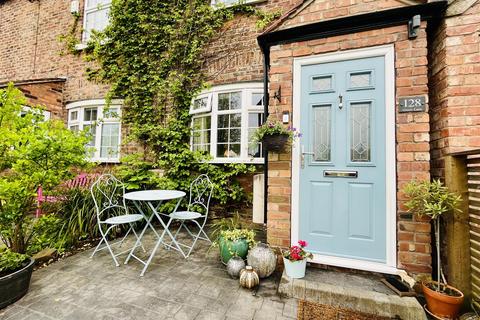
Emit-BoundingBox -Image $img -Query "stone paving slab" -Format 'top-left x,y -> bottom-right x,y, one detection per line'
0,232 -> 297,320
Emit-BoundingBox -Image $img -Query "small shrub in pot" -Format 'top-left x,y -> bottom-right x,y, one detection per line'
403,179 -> 464,319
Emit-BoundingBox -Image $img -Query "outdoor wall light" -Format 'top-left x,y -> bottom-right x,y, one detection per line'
408,15 -> 421,39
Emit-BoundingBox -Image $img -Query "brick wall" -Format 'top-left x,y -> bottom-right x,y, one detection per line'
0,0 -> 109,103
273,0 -> 416,31
430,2 -> 480,178
15,81 -> 65,119
267,23 -> 432,275
203,0 -> 294,85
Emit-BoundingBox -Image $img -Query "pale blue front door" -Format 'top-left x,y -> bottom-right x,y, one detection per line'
299,56 -> 387,263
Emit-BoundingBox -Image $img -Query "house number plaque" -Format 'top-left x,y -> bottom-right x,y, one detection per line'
399,96 -> 426,112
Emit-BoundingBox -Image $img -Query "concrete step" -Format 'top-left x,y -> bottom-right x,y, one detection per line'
278,267 -> 426,320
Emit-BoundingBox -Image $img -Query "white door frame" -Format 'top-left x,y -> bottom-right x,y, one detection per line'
291,45 -> 398,274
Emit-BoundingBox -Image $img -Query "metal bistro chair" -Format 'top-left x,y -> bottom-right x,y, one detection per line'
90,174 -> 145,266
168,174 -> 214,257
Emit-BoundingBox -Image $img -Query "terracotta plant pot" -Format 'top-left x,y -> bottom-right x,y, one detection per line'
422,281 -> 464,319
262,134 -> 289,153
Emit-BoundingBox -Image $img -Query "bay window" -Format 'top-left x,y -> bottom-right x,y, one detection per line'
67,99 -> 121,163
190,83 -> 264,164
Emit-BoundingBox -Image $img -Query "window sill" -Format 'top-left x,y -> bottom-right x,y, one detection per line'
90,158 -> 121,164
74,43 -> 88,51
208,158 -> 264,164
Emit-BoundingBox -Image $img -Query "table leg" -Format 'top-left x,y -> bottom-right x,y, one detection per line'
140,199 -> 185,276
124,200 -> 161,265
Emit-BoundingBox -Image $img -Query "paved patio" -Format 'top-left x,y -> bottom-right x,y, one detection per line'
0,232 -> 298,320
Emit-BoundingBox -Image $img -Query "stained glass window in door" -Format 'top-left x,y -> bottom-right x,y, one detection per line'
312,75 -> 333,92
313,105 -> 331,162
350,102 -> 371,162
349,71 -> 372,89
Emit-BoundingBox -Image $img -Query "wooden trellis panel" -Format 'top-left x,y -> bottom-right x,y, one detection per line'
468,154 -> 480,307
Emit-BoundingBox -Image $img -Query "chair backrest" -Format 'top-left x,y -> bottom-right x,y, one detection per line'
187,174 -> 214,216
90,174 -> 126,221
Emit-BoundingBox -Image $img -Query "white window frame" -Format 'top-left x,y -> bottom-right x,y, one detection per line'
81,0 -> 112,44
190,83 -> 264,164
67,99 -> 122,163
20,106 -> 51,121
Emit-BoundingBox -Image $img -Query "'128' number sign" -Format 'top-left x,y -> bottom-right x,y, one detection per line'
399,96 -> 426,112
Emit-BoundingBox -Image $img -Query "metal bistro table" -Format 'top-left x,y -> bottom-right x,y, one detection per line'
123,190 -> 186,276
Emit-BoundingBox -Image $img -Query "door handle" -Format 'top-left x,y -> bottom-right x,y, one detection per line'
301,146 -> 315,169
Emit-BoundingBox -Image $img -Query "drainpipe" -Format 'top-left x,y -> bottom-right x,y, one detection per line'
261,44 -> 270,226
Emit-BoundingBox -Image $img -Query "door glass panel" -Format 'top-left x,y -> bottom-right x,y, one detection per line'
350,71 -> 372,88
313,105 -> 331,162
350,102 -> 371,162
312,75 -> 332,92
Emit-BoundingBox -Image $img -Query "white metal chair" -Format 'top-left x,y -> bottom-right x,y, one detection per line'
90,174 -> 145,266
168,174 -> 214,257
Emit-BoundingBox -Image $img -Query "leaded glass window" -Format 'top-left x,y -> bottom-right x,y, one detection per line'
350,102 -> 371,162
313,105 -> 331,162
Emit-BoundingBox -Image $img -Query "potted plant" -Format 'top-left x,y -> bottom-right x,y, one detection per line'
403,179 -> 464,319
282,240 -> 312,279
0,84 -> 89,308
0,248 -> 34,308
217,229 -> 256,264
210,214 -> 256,264
251,118 -> 301,153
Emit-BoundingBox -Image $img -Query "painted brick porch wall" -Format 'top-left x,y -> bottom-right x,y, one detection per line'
267,23 -> 432,275
430,2 -> 480,178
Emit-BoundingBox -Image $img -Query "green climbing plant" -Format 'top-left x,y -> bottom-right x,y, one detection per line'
58,12 -> 81,56
86,1 -> 280,206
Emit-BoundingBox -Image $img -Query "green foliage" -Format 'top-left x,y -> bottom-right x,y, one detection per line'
219,229 -> 256,249
403,179 -> 461,220
27,214 -> 65,255
0,84 -> 90,254
115,154 -> 162,190
229,3 -> 282,31
86,1 -> 265,207
209,212 -> 252,240
0,248 -> 28,275
58,12 -> 81,55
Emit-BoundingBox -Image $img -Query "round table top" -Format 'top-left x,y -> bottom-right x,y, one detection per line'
123,190 -> 186,201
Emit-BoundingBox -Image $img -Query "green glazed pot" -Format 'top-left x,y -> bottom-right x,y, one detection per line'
219,236 -> 249,264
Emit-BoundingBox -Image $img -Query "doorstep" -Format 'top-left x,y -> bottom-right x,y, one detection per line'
278,266 -> 426,320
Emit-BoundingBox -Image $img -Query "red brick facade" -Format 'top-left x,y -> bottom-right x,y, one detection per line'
0,0 -> 109,102
1,0 -> 477,278
430,2 -> 480,178
266,22 -> 432,274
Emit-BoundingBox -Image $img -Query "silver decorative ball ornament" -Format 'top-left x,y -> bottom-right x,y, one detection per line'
247,243 -> 277,278
239,266 -> 259,289
226,256 -> 246,278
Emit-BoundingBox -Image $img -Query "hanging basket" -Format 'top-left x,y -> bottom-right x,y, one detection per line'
262,134 -> 290,153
